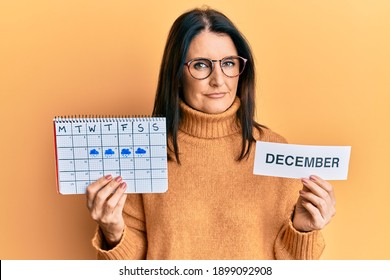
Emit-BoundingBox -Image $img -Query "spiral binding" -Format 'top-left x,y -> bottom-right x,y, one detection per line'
53,115 -> 165,123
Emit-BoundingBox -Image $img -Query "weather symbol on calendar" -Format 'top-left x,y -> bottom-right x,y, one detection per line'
121,148 -> 131,157
104,148 -> 115,157
90,149 -> 99,157
135,147 -> 147,156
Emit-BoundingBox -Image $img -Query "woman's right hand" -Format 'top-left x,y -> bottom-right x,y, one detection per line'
86,175 -> 128,248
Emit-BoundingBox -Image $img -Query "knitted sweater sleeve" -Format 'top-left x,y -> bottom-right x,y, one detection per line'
91,194 -> 147,259
273,178 -> 326,259
274,219 -> 325,259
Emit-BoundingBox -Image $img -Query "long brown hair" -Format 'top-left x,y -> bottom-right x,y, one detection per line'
153,7 -> 263,163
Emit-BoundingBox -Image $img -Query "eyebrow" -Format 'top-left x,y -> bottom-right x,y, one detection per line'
186,55 -> 239,61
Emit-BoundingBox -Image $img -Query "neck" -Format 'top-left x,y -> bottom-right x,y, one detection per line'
179,97 -> 241,138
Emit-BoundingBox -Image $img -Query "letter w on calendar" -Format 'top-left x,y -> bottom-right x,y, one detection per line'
253,141 -> 351,180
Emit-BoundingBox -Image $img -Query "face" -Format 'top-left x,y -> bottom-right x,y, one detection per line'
182,31 -> 239,114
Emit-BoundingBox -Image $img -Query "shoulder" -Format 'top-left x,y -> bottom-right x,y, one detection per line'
253,126 -> 289,144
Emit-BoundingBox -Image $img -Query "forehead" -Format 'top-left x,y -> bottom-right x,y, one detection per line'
186,31 -> 238,59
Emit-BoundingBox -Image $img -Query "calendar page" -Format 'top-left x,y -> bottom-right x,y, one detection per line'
53,117 -> 168,194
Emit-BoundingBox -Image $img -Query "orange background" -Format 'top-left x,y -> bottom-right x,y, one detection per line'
1,0 -> 389,259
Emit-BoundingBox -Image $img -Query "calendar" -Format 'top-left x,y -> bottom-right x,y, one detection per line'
53,117 -> 168,194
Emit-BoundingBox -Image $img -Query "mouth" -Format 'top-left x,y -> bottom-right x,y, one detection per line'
205,92 -> 227,98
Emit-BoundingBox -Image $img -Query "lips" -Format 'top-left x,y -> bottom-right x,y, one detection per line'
206,92 -> 227,98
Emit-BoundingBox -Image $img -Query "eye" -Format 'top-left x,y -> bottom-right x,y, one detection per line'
221,59 -> 235,68
192,59 -> 211,71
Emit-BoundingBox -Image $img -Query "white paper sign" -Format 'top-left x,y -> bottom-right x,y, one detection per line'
254,141 -> 351,180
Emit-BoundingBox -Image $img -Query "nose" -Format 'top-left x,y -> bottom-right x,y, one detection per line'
209,63 -> 225,87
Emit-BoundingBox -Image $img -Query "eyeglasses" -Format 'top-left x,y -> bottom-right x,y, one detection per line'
184,56 -> 247,80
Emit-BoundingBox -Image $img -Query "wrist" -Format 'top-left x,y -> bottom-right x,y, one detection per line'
101,226 -> 124,249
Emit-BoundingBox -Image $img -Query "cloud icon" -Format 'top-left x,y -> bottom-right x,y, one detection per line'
90,149 -> 99,156
121,148 -> 131,157
104,148 -> 115,157
135,148 -> 147,155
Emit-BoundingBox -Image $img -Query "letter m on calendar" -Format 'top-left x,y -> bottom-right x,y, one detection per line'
253,141 -> 351,180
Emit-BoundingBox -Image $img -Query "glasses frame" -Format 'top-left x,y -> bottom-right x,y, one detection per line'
184,55 -> 248,80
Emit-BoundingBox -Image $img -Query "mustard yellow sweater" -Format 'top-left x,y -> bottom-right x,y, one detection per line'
92,97 -> 325,259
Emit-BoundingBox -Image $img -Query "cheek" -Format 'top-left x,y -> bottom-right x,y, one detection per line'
227,78 -> 239,94
182,76 -> 206,100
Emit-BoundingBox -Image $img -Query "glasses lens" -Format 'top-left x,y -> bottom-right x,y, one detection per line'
188,59 -> 212,79
221,57 -> 246,77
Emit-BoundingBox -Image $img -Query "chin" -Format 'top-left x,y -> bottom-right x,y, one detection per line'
188,96 -> 235,114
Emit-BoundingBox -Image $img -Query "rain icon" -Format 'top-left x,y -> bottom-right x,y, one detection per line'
121,148 -> 131,157
90,149 -> 99,157
104,148 -> 115,157
135,147 -> 147,155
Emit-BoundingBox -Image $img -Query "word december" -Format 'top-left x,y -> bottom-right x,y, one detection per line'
265,154 -> 340,168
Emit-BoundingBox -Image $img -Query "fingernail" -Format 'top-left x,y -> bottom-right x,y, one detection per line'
310,175 -> 318,180
302,178 -> 309,184
121,182 -> 127,189
115,176 -> 123,183
105,174 -> 112,180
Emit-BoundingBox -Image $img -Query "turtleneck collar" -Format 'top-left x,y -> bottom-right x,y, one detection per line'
179,97 -> 241,138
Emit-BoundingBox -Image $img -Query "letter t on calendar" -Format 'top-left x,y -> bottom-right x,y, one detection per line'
253,141 -> 351,180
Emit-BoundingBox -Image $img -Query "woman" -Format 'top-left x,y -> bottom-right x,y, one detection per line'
86,7 -> 336,259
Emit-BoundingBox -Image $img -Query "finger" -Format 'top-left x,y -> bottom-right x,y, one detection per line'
86,175 -> 113,210
116,191 -> 128,210
89,176 -> 123,222
310,175 -> 336,205
93,176 -> 124,211
301,199 -> 327,230
115,191 -> 128,215
103,182 -> 128,216
110,191 -> 128,220
301,178 -> 328,198
299,190 -> 329,220
302,177 -> 335,208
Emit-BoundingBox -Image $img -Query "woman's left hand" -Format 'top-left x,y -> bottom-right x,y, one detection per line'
292,175 -> 336,232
